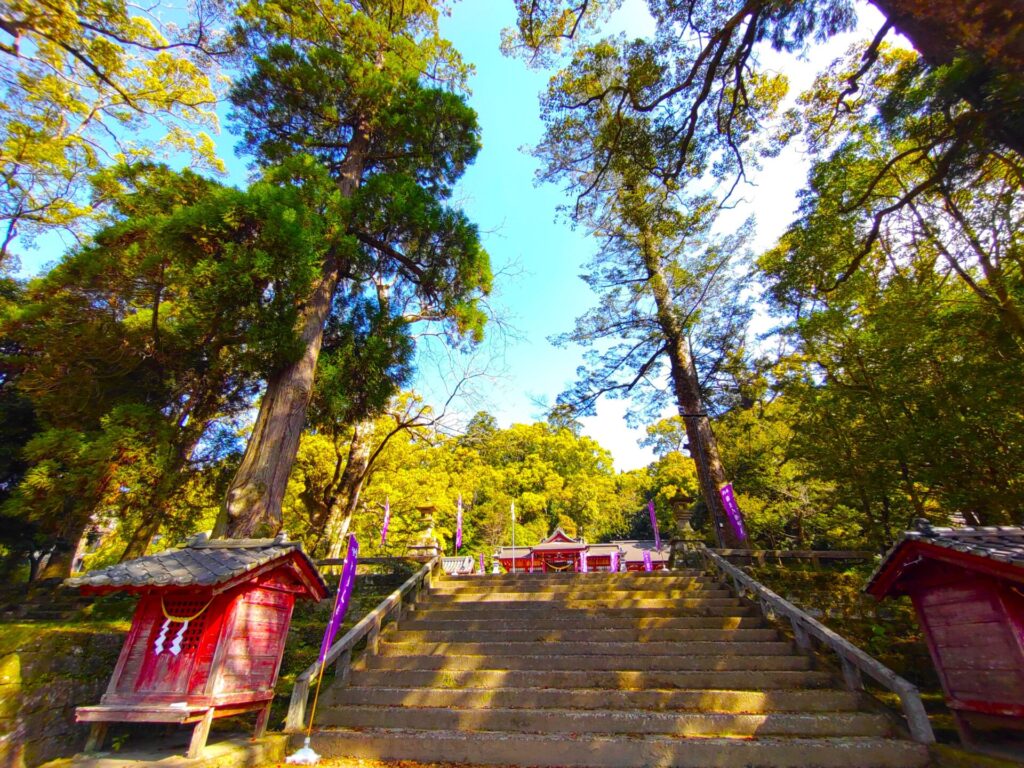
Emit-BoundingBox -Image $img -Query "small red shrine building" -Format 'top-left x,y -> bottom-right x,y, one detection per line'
65,532 -> 327,757
494,529 -> 668,573
866,522 -> 1024,745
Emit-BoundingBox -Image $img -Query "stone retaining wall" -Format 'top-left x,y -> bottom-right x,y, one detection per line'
0,625 -> 123,768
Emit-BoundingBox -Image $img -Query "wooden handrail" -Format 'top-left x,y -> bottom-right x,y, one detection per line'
709,549 -> 875,564
284,556 -> 440,732
315,556 -> 415,567
700,548 -> 935,744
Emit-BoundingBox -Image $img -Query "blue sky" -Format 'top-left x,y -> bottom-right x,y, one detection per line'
425,0 -> 889,470
13,0 -> 890,472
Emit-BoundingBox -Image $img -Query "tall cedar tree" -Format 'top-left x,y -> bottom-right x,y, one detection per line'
506,1 -> 1023,290
526,28 -> 772,544
219,0 -> 491,538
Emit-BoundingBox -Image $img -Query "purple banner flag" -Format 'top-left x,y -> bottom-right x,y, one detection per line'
478,553 -> 485,575
456,494 -> 463,552
580,550 -> 588,573
610,550 -> 619,573
380,497 -> 390,546
719,483 -> 748,541
318,534 -> 359,665
643,550 -> 653,572
648,499 -> 661,551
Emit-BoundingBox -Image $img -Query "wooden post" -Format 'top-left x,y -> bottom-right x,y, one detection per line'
254,699 -> 273,738
335,648 -> 352,685
897,688 -> 936,744
791,617 -> 814,653
840,655 -> 864,691
367,612 -> 383,655
84,723 -> 107,753
187,708 -> 215,759
285,675 -> 311,732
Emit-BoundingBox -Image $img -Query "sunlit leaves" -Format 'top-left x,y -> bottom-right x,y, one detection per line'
0,0 -> 225,265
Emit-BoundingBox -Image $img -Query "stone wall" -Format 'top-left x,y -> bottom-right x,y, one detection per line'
0,624 -> 124,768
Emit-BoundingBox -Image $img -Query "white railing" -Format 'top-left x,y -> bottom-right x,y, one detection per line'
284,556 -> 440,732
700,547 -> 935,744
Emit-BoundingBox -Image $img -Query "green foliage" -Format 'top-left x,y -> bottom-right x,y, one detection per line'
0,0 -> 225,266
282,408 -> 649,559
0,162 -> 346,570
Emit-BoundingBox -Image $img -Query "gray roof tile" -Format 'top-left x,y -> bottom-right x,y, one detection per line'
867,521 -> 1024,590
66,533 -> 326,594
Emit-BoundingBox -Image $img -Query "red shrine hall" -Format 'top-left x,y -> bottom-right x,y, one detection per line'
866,522 -> 1024,747
65,533 -> 327,758
494,528 -> 669,572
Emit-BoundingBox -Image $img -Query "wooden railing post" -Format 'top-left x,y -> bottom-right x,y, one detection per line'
898,686 -> 935,744
791,617 -> 813,653
840,655 -> 864,691
334,648 -> 352,685
367,612 -> 383,655
285,675 -> 311,732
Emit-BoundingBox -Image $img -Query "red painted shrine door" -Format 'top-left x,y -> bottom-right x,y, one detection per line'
133,592 -> 225,697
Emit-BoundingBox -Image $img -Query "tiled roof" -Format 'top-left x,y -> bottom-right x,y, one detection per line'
494,539 -> 670,562
531,540 -> 586,551
866,520 -> 1024,591
442,556 -> 476,575
612,540 -> 669,563
65,533 -> 327,593
494,547 -> 534,558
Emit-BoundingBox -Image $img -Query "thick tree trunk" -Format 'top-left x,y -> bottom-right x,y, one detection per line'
869,0 -> 1024,156
218,121 -> 372,539
36,513 -> 89,581
323,421 -> 374,560
120,515 -> 162,562
639,237 -> 744,548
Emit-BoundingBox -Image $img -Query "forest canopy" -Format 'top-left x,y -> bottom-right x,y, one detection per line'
0,0 -> 1021,580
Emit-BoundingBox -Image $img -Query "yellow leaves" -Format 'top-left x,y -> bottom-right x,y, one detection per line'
0,0 -> 224,262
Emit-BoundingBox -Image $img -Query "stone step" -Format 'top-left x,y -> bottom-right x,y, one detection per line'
378,639 -> 796,657
316,705 -> 894,738
424,588 -> 733,602
360,653 -> 812,672
305,729 -> 930,768
325,686 -> 864,713
388,627 -> 780,643
421,595 -> 742,608
443,571 -> 705,585
347,668 -> 837,691
400,614 -> 765,631
430,577 -> 718,594
413,603 -> 754,620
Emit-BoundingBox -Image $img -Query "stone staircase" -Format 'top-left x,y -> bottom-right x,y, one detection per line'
312,569 -> 931,767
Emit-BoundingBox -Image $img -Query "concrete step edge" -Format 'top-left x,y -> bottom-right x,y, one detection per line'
325,686 -> 864,711
317,705 -> 894,737
378,640 -> 796,656
304,729 -> 930,768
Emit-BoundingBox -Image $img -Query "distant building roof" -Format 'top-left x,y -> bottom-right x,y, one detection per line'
442,556 -> 476,575
866,521 -> 1024,597
494,538 -> 668,563
65,532 -> 328,598
494,546 -> 534,559
613,540 -> 669,563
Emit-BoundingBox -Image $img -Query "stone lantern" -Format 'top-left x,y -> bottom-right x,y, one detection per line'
406,503 -> 442,562
669,490 -> 703,567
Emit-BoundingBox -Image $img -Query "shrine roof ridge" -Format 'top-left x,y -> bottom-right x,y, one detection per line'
866,521 -> 1024,593
65,531 -> 328,594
